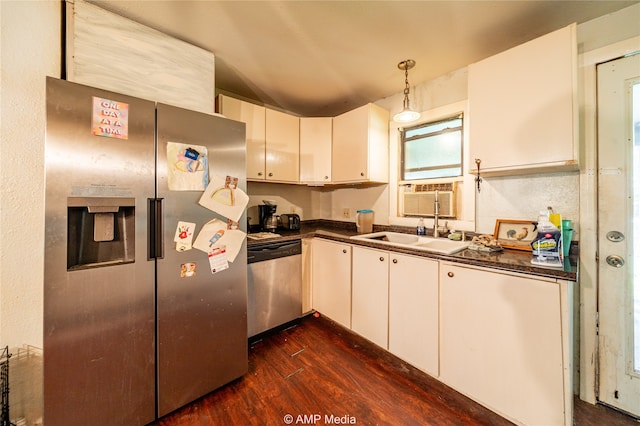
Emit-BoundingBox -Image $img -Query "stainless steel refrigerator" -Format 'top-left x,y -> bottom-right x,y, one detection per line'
44,77 -> 248,425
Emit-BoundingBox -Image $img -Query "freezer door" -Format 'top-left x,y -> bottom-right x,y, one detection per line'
44,77 -> 156,425
156,103 -> 248,417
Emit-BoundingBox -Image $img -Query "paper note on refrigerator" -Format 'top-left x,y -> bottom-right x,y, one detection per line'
207,247 -> 229,274
193,218 -> 245,262
198,175 -> 248,222
167,142 -> 209,191
173,221 -> 196,252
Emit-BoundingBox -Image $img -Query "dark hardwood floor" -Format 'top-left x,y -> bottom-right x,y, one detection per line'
153,314 -> 638,425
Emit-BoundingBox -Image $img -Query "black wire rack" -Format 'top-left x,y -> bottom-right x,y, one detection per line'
0,346 -> 13,426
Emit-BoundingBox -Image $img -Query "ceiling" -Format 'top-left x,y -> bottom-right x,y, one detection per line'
88,0 -> 638,117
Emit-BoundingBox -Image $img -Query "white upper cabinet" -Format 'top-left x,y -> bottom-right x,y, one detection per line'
468,23 -> 578,176
265,109 -> 300,183
219,96 -> 389,185
299,117 -> 332,184
332,103 -> 389,183
216,94 -> 266,179
217,95 -> 299,182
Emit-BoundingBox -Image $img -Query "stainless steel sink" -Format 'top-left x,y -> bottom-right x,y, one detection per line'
350,231 -> 469,255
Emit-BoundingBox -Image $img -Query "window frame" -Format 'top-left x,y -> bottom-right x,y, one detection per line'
399,113 -> 464,182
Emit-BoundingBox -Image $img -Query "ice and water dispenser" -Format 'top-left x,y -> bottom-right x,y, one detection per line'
67,197 -> 135,270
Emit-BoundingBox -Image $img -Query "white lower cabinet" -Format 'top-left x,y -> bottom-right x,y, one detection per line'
388,253 -> 439,377
351,247 -> 389,348
439,262 -> 570,426
311,239 -> 352,329
352,248 -> 440,372
312,239 -> 572,426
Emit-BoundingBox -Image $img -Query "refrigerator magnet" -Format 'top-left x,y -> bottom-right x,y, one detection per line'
180,262 -> 197,278
174,221 -> 196,251
208,247 -> 229,274
193,218 -> 245,263
91,97 -> 129,140
198,175 -> 248,223
167,142 -> 209,191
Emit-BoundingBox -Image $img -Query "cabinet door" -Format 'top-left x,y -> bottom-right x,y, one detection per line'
217,95 -> 266,180
265,108 -> 299,182
311,239 -> 351,328
332,105 -> 369,182
389,253 -> 439,377
300,117 -> 332,183
440,263 -> 565,426
332,103 -> 389,183
351,246 -> 389,348
468,23 -> 577,176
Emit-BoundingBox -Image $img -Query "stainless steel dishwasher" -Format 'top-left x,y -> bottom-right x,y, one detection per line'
247,239 -> 302,338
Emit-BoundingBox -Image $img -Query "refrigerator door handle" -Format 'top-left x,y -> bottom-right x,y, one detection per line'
148,198 -> 164,260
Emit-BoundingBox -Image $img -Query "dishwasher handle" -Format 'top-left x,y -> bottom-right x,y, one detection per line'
247,240 -> 302,263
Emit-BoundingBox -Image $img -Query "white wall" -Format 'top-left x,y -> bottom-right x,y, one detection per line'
247,182 -> 315,225
0,0 -> 60,352
319,184 -> 389,224
476,173 -> 580,234
1,1 -> 61,424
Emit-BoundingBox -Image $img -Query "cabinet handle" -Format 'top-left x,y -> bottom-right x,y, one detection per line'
447,272 -> 454,278
392,259 -> 398,264
324,176 -> 329,180
342,249 -> 347,254
268,172 -> 273,177
257,172 -> 263,176
360,172 -> 365,177
379,257 -> 385,262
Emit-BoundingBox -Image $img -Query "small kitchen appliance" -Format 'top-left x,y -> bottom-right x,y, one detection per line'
258,202 -> 278,232
280,213 -> 300,230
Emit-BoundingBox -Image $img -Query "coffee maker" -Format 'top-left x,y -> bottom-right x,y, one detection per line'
258,202 -> 278,232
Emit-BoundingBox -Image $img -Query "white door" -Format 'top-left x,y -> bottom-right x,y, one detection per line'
597,52 -> 640,417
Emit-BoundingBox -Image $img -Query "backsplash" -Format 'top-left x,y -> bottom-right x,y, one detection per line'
248,171 -> 580,242
247,182 -> 390,227
475,171 -> 580,237
246,182 -> 315,226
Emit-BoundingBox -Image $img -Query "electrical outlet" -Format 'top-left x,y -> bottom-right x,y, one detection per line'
342,208 -> 350,218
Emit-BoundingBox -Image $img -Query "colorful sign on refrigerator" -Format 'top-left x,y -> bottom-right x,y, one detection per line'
92,97 -> 129,139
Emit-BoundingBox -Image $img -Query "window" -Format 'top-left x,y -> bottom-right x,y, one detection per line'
401,114 -> 463,180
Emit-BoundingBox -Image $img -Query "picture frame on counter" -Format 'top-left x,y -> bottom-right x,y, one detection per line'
493,219 -> 537,251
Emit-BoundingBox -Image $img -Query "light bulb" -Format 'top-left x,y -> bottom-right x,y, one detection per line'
393,108 -> 420,123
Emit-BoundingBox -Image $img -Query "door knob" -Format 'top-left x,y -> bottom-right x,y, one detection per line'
606,231 -> 625,242
606,255 -> 625,268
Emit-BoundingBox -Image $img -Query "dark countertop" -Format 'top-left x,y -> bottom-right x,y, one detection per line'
248,220 -> 578,282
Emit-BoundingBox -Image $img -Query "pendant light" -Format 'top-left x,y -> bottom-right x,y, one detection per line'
393,59 -> 420,123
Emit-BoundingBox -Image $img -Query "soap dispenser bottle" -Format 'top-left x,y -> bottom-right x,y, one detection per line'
416,218 -> 426,235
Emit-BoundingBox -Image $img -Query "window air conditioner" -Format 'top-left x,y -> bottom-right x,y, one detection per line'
402,183 -> 457,218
